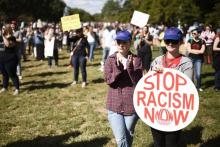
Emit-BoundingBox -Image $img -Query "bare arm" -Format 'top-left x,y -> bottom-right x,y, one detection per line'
213,37 -> 220,51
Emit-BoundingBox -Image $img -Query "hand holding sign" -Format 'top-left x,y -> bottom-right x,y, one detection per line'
133,68 -> 199,132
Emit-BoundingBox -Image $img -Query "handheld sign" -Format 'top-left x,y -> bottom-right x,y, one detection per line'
133,68 -> 199,132
61,14 -> 81,32
131,10 -> 150,28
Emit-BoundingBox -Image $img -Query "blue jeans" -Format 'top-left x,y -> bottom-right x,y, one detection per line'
191,58 -> 202,89
71,55 -> 87,82
89,42 -> 96,62
0,59 -> 19,89
108,110 -> 138,147
102,47 -> 110,63
215,68 -> 220,89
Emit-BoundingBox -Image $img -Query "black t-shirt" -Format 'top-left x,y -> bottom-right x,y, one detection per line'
0,36 -> 18,62
188,38 -> 205,60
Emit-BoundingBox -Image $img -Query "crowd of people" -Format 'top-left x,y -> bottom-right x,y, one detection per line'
0,19 -> 220,146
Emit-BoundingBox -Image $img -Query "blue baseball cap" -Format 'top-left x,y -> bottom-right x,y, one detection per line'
164,28 -> 182,41
115,30 -> 132,41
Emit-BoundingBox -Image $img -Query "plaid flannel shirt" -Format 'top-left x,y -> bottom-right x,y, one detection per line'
104,52 -> 142,115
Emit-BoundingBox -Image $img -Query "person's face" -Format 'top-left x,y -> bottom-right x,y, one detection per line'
192,31 -> 199,38
164,39 -> 180,53
11,24 -> 16,30
205,26 -> 210,31
116,40 -> 130,55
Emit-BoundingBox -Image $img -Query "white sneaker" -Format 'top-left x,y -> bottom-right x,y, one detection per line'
82,82 -> 87,88
198,88 -> 203,92
99,66 -> 104,72
19,76 -> 22,80
71,81 -> 77,86
13,89 -> 19,95
0,88 -> 6,93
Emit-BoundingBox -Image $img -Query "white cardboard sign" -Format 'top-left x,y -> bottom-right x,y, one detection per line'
131,10 -> 150,28
133,68 -> 199,132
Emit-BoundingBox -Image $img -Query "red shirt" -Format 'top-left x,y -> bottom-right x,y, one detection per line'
104,52 -> 142,115
163,55 -> 182,68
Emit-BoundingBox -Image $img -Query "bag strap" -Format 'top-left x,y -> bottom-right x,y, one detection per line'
71,38 -> 82,55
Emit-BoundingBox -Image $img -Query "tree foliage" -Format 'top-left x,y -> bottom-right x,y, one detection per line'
68,8 -> 94,22
100,0 -> 219,26
0,0 -> 65,22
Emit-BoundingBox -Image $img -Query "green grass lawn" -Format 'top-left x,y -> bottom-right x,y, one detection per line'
0,48 -> 220,147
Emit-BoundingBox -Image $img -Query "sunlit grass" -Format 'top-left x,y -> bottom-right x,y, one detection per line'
0,47 -> 220,147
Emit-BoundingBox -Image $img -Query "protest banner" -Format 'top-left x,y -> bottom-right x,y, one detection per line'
61,14 -> 81,32
133,68 -> 199,132
131,10 -> 150,28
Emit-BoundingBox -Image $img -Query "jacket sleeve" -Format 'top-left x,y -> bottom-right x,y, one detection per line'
126,56 -> 143,84
181,60 -> 193,80
104,57 -> 123,85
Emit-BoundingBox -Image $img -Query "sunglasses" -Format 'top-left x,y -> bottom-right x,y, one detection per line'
192,32 -> 198,35
116,40 -> 129,45
164,39 -> 179,45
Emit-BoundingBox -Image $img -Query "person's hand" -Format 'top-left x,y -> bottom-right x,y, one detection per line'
85,56 -> 89,61
152,65 -> 164,72
127,54 -> 134,66
116,52 -> 123,66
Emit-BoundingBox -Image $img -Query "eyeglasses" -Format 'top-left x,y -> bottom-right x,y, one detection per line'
164,39 -> 179,45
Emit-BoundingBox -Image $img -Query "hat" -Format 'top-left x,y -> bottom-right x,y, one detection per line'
115,30 -> 131,41
164,28 -> 182,41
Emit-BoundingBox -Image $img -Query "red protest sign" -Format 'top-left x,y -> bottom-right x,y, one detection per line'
133,68 -> 199,132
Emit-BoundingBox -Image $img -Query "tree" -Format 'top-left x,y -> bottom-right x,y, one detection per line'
68,8 -> 94,22
0,0 -> 66,22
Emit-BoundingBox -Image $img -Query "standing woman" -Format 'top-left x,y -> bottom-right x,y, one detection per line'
213,28 -> 220,91
187,28 -> 206,92
71,28 -> 90,88
104,30 -> 142,147
0,25 -> 20,95
87,25 -> 97,63
150,28 -> 193,147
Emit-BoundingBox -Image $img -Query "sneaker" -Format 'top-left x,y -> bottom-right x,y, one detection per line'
0,88 -> 6,93
99,66 -> 104,72
198,88 -> 203,92
13,89 -> 19,95
214,87 -> 220,92
71,81 -> 77,86
82,82 -> 87,88
19,76 -> 22,80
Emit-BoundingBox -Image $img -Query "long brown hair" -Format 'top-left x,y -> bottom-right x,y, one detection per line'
2,24 -> 13,36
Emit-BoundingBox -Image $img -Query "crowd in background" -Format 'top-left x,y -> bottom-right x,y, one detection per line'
0,20 -> 220,94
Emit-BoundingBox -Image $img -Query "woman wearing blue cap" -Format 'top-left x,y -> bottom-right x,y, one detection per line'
104,30 -> 142,147
150,27 -> 193,147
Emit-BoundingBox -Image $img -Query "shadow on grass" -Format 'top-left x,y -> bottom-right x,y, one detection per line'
201,72 -> 215,78
201,135 -> 220,147
23,82 -> 71,91
91,78 -> 104,84
33,71 -> 69,77
4,131 -> 110,147
87,62 -> 100,67
181,126 -> 203,146
23,63 -> 43,68
202,79 -> 215,89
21,80 -> 47,86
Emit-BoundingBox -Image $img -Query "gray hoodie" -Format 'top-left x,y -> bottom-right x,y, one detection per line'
150,55 -> 193,80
